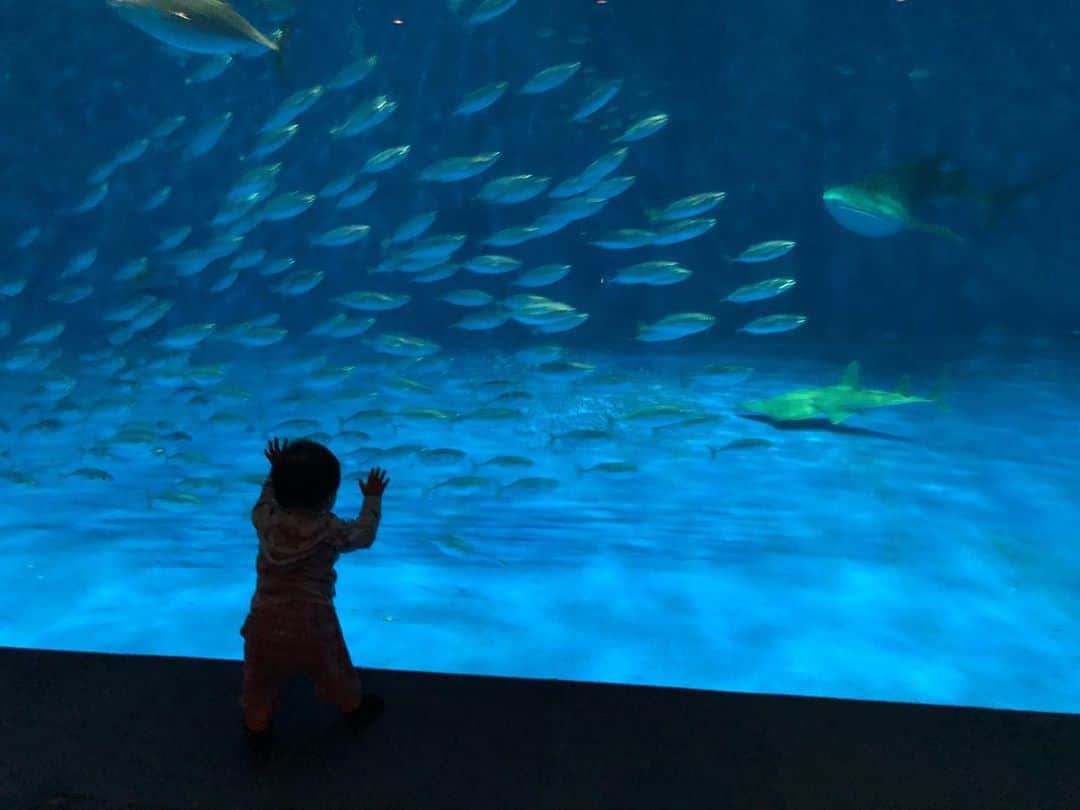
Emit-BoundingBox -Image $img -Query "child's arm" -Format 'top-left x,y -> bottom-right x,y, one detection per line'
323,495 -> 382,552
252,438 -> 288,531
325,467 -> 390,553
251,476 -> 277,533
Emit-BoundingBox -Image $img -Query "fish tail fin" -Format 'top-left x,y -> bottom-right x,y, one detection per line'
912,219 -> 965,243
898,374 -> 911,397
708,446 -> 720,461
983,164 -> 1070,229
931,368 -> 950,412
272,26 -> 291,84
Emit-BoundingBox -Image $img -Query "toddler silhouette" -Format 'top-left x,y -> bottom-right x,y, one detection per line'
239,437 -> 390,756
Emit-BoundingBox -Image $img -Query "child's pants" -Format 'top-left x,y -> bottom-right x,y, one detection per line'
239,600 -> 364,732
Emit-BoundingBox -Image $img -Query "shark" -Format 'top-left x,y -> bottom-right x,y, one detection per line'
108,0 -> 286,62
822,155 -> 1065,241
738,362 -> 935,425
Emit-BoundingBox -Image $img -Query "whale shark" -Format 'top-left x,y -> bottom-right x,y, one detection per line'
738,362 -> 935,425
822,156 -> 1065,241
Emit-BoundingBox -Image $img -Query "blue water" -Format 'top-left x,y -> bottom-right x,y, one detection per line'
1,0 -> 1078,713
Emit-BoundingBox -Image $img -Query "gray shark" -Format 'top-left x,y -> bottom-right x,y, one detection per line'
108,0 -> 284,60
823,156 -> 1065,241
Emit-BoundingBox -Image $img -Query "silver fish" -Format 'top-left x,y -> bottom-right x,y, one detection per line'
108,0 -> 284,58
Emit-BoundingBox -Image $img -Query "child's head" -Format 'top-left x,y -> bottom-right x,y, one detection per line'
271,439 -> 341,511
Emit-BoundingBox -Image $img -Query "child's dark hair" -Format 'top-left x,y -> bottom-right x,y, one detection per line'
271,439 -> 341,510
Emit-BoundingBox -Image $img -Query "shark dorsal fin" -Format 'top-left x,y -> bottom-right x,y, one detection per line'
841,361 -> 860,388
899,375 -> 911,396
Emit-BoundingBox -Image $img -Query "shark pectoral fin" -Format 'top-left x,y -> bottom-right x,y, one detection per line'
911,218 -> 964,243
822,408 -> 852,425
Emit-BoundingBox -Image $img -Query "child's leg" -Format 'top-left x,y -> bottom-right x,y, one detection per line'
303,610 -> 365,713
239,636 -> 288,732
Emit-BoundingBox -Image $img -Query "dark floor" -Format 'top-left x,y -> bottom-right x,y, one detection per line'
0,646 -> 1077,809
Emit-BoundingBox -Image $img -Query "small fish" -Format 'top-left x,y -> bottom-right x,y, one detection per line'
650,218 -> 717,246
309,314 -> 375,338
157,322 -> 216,349
15,227 -> 40,249
62,248 -> 98,278
519,62 -> 581,95
389,212 -> 438,244
647,191 -> 726,222
260,191 -> 315,221
590,228 -> 656,249
249,123 -> 299,159
361,145 -> 411,174
451,309 -> 512,331
19,322 -> 66,346
613,113 -> 669,143
154,225 -> 192,253
589,175 -> 636,200
228,326 -> 288,346
419,152 -> 502,183
334,291 -> 411,311
328,54 -> 378,90
186,54 -> 232,84
319,172 -> 357,199
72,182 -> 109,214
532,311 -> 588,334
142,185 -> 173,211
310,225 -> 371,247
230,249 -> 266,270
258,256 -> 295,276
636,312 -> 715,342
728,240 -> 796,263
724,278 -> 796,304
337,181 -> 377,209
611,261 -> 691,286
454,81 -> 509,115
182,111 -> 233,161
150,114 -> 187,139
709,439 -> 774,457
477,174 -> 550,204
482,226 -> 540,247
401,234 -> 467,262
440,289 -> 495,307
571,78 -> 622,121
48,284 -> 94,304
463,255 -> 522,275
369,333 -> 442,358
262,88 -> 322,134
108,0 -> 286,60
330,95 -> 397,138
465,0 -> 518,26
737,314 -> 807,335
0,276 -> 28,296
549,147 -> 629,198
271,268 -> 324,296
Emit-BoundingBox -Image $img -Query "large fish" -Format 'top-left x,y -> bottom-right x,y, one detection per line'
739,362 -> 933,425
822,155 -> 1065,241
108,0 -> 285,62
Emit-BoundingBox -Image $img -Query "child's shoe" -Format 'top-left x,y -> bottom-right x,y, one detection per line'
344,694 -> 385,731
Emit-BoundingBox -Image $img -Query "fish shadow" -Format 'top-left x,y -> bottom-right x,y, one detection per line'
737,413 -> 916,443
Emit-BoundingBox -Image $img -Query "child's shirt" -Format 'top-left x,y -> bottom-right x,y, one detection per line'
247,477 -> 382,612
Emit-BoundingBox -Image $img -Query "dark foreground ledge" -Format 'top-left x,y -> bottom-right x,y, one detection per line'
1,647 -> 1077,809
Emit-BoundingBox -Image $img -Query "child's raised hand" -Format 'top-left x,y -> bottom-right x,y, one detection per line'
264,437 -> 289,466
360,467 -> 390,497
